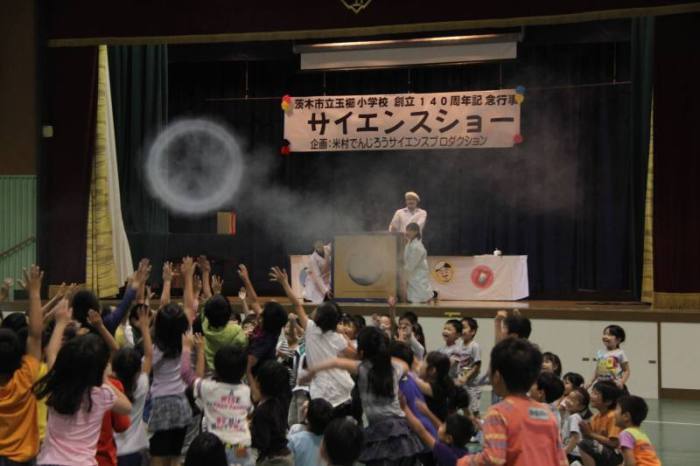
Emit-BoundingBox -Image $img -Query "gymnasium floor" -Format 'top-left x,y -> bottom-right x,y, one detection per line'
478,392 -> 700,465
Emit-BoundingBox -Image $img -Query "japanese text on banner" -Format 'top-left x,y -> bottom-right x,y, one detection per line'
283,90 -> 521,152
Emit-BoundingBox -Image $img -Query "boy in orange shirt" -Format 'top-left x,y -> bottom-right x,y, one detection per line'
615,395 -> 662,466
457,337 -> 567,466
0,266 -> 44,464
579,380 -> 624,466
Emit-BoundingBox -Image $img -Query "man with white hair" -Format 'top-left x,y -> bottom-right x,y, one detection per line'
388,191 -> 427,233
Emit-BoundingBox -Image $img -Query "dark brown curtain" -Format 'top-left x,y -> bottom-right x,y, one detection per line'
653,13 -> 700,301
38,47 -> 98,283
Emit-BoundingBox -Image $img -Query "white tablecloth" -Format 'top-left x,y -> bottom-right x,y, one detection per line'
428,255 -> 529,301
291,254 -> 529,301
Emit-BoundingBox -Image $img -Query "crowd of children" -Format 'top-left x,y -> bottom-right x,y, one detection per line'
0,259 -> 662,466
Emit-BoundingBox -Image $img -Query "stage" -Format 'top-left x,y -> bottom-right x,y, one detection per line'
225,298 -> 700,323
3,298 -> 700,323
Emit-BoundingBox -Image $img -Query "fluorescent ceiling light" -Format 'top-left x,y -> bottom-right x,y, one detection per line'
296,33 -> 519,70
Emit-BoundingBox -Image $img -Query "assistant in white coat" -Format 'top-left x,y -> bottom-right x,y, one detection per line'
403,223 -> 434,304
303,240 -> 332,304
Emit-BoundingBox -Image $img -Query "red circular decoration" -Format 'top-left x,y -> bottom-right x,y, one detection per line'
471,265 -> 495,289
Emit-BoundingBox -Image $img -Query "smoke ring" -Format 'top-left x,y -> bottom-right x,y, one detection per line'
145,119 -> 244,215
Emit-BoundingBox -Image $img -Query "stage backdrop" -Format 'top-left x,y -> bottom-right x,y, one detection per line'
102,19 -> 652,299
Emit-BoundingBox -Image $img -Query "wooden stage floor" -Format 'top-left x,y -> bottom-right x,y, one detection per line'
3,298 -> 699,323
229,298 -> 700,323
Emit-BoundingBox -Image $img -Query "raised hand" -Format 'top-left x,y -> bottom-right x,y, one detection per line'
387,296 -> 397,308
182,331 -> 203,351
135,306 -> 152,330
54,299 -> 72,323
134,258 -> 152,285
87,309 -> 105,328
268,266 -> 289,285
193,275 -> 203,296
495,310 -> 508,321
19,265 -> 44,294
181,256 -> 196,278
0,277 -> 13,301
197,255 -> 211,274
211,275 -> 224,295
237,264 -> 250,282
162,261 -> 176,282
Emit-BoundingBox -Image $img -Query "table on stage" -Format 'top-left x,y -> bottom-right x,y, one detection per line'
428,255 -> 528,301
290,253 -> 529,301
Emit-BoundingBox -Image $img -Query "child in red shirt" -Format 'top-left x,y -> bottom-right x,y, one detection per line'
95,376 -> 131,466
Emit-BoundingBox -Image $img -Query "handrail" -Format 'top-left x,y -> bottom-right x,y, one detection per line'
0,236 -> 36,261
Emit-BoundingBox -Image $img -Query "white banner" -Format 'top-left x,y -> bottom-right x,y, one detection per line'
283,89 -> 521,152
428,255 -> 529,301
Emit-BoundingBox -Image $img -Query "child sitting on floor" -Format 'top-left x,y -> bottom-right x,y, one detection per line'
579,381 -> 623,466
615,395 -> 661,466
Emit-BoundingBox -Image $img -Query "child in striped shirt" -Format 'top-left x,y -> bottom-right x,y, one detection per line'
457,337 -> 567,466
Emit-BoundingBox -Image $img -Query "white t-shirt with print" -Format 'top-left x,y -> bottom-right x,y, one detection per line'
595,348 -> 628,383
195,379 -> 252,446
456,340 -> 482,386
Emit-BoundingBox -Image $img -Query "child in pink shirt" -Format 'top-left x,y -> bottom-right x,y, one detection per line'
458,337 -> 568,466
34,334 -> 132,466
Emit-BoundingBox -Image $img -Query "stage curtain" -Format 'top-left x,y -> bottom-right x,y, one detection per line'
627,17 -> 655,300
38,47 -> 98,284
641,107 -> 654,304
652,13 -> 700,309
108,45 -> 170,270
164,23 -> 654,299
86,46 -> 134,298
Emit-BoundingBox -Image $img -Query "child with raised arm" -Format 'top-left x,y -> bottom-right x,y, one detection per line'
270,266 -> 356,418
145,258 -> 194,466
181,336 -> 254,466
113,307 -> 153,466
0,266 -> 44,464
238,265 -> 289,402
302,326 -> 424,465
401,397 -> 476,466
457,337 -> 568,466
34,333 -> 133,466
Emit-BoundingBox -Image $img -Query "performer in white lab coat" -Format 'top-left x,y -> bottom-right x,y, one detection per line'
303,240 -> 332,304
402,223 -> 434,303
389,191 -> 427,233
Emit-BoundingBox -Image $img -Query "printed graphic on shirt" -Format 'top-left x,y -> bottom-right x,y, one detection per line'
528,407 -> 551,421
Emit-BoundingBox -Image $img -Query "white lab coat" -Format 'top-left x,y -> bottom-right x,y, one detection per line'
389,207 -> 427,233
403,238 -> 433,303
303,248 -> 331,304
